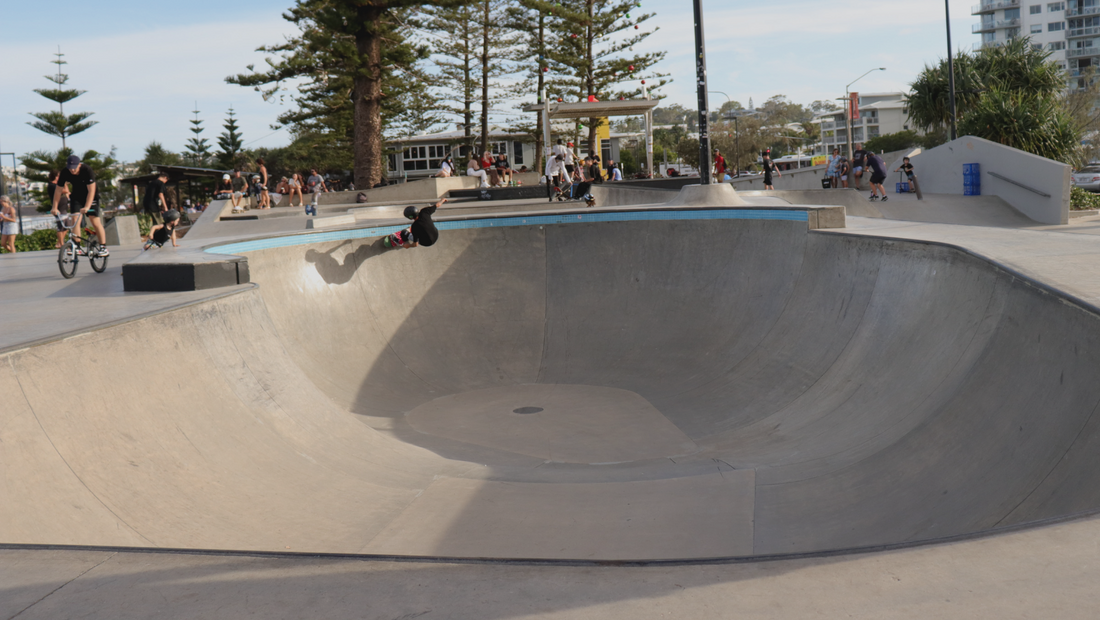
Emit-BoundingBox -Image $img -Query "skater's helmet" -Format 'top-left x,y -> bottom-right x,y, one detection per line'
403,206 -> 419,220
164,209 -> 181,223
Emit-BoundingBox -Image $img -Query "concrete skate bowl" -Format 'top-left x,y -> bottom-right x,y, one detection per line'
6,213 -> 1100,562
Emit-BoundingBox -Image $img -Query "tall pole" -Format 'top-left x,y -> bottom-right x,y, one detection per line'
692,0 -> 711,184
945,0 -> 958,140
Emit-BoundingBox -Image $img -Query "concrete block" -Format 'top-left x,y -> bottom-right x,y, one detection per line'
306,214 -> 357,229
104,215 -> 142,246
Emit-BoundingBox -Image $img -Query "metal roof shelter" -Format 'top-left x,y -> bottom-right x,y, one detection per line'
523,93 -> 660,176
119,165 -> 229,210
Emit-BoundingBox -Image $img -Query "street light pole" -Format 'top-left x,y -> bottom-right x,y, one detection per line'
709,90 -> 730,179
844,68 -> 886,169
692,0 -> 712,184
946,0 -> 959,140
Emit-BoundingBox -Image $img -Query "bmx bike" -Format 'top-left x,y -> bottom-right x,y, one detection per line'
57,215 -> 108,279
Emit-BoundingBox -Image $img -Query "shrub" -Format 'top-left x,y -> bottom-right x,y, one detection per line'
1,229 -> 58,253
1071,186 -> 1100,210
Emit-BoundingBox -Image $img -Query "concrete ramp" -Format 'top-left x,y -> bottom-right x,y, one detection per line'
6,218 -> 1100,560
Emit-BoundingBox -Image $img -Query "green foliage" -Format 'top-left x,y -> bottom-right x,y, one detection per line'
251,132 -> 355,182
0,229 -> 58,253
675,137 -> 700,170
137,142 -> 182,175
617,148 -> 637,174
19,148 -> 119,212
216,108 -> 245,170
227,0 -> 466,187
185,107 -> 213,167
865,130 -> 921,154
907,38 -> 1077,162
27,48 -> 97,148
958,89 -> 1079,162
1071,186 -> 1100,210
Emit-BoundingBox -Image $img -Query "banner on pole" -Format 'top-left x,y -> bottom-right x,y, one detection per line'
849,92 -> 860,120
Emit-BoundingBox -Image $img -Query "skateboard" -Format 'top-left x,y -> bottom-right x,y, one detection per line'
908,174 -> 923,200
383,230 -> 410,248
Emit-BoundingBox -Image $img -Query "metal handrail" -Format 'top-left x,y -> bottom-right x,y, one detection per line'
987,171 -> 1051,198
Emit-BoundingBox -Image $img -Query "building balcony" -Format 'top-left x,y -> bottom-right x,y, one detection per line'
971,0 -> 1019,15
1067,47 -> 1100,58
1068,25 -> 1100,38
1068,5 -> 1100,17
973,21 -> 996,33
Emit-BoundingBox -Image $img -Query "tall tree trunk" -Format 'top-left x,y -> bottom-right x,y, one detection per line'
480,0 -> 491,156
354,5 -> 384,189
535,10 -> 545,174
464,52 -> 473,157
585,0 -> 597,156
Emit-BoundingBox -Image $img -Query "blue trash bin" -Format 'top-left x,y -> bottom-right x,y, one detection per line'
963,163 -> 981,196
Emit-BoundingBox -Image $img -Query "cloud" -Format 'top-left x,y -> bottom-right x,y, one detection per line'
1,18 -> 299,161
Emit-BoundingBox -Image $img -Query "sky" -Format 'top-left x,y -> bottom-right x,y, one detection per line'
0,0 -> 976,164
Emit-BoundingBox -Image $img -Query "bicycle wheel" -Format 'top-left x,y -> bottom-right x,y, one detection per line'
58,241 -> 77,279
88,239 -> 108,273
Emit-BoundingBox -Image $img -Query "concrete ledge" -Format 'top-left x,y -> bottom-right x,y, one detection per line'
306,214 -> 358,229
105,215 -> 142,246
123,248 -> 250,292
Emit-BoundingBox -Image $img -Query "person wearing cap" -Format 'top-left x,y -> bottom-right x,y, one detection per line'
52,154 -> 108,257
217,173 -> 233,200
143,209 -> 182,250
142,171 -> 170,225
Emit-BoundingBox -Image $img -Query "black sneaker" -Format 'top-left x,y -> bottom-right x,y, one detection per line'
869,194 -> 878,201
880,195 -> 888,202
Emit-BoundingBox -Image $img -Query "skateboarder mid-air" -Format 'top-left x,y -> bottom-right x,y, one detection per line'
384,198 -> 445,249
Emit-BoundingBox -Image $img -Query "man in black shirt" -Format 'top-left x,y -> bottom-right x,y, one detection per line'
851,143 -> 870,189
142,171 -> 170,225
385,198 -> 445,249
52,154 -> 108,256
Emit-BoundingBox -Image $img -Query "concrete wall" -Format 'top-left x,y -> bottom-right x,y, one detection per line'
889,135 -> 1070,225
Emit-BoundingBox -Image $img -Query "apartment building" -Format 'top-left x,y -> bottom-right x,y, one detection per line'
972,1 -> 1069,73
813,93 -> 912,156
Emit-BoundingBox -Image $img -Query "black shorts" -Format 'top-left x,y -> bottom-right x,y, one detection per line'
763,176 -> 773,185
70,201 -> 101,218
565,164 -> 575,174
870,172 -> 887,184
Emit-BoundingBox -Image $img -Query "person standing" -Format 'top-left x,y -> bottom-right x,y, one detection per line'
52,155 -> 107,257
0,196 -> 17,254
256,158 -> 271,208
826,148 -> 841,189
713,149 -> 727,181
761,152 -> 781,190
142,171 -> 170,225
306,169 -> 327,215
47,170 -> 71,248
851,143 -> 870,190
865,151 -> 889,201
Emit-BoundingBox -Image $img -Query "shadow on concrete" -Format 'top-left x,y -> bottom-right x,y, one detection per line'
304,238 -> 390,285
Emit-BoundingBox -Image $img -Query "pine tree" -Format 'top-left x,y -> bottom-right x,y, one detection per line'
228,0 -> 472,188
185,104 -> 212,167
543,0 -> 668,153
19,148 -> 118,213
418,3 -> 481,151
216,108 -> 244,170
505,0 -> 554,173
27,48 -> 97,149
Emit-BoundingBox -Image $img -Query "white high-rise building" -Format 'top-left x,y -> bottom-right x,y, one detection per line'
972,1 -> 1068,73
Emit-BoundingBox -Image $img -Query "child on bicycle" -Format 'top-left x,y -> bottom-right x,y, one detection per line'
144,209 -> 181,250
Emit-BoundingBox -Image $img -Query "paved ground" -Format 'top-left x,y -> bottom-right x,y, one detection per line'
5,188 -> 1100,616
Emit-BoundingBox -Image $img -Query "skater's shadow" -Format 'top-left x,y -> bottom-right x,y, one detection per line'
304,238 -> 388,285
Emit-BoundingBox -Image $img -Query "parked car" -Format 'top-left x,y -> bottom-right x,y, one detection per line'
1072,166 -> 1100,192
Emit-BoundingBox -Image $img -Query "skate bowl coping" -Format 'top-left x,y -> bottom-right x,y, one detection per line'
7,211 -> 1100,561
